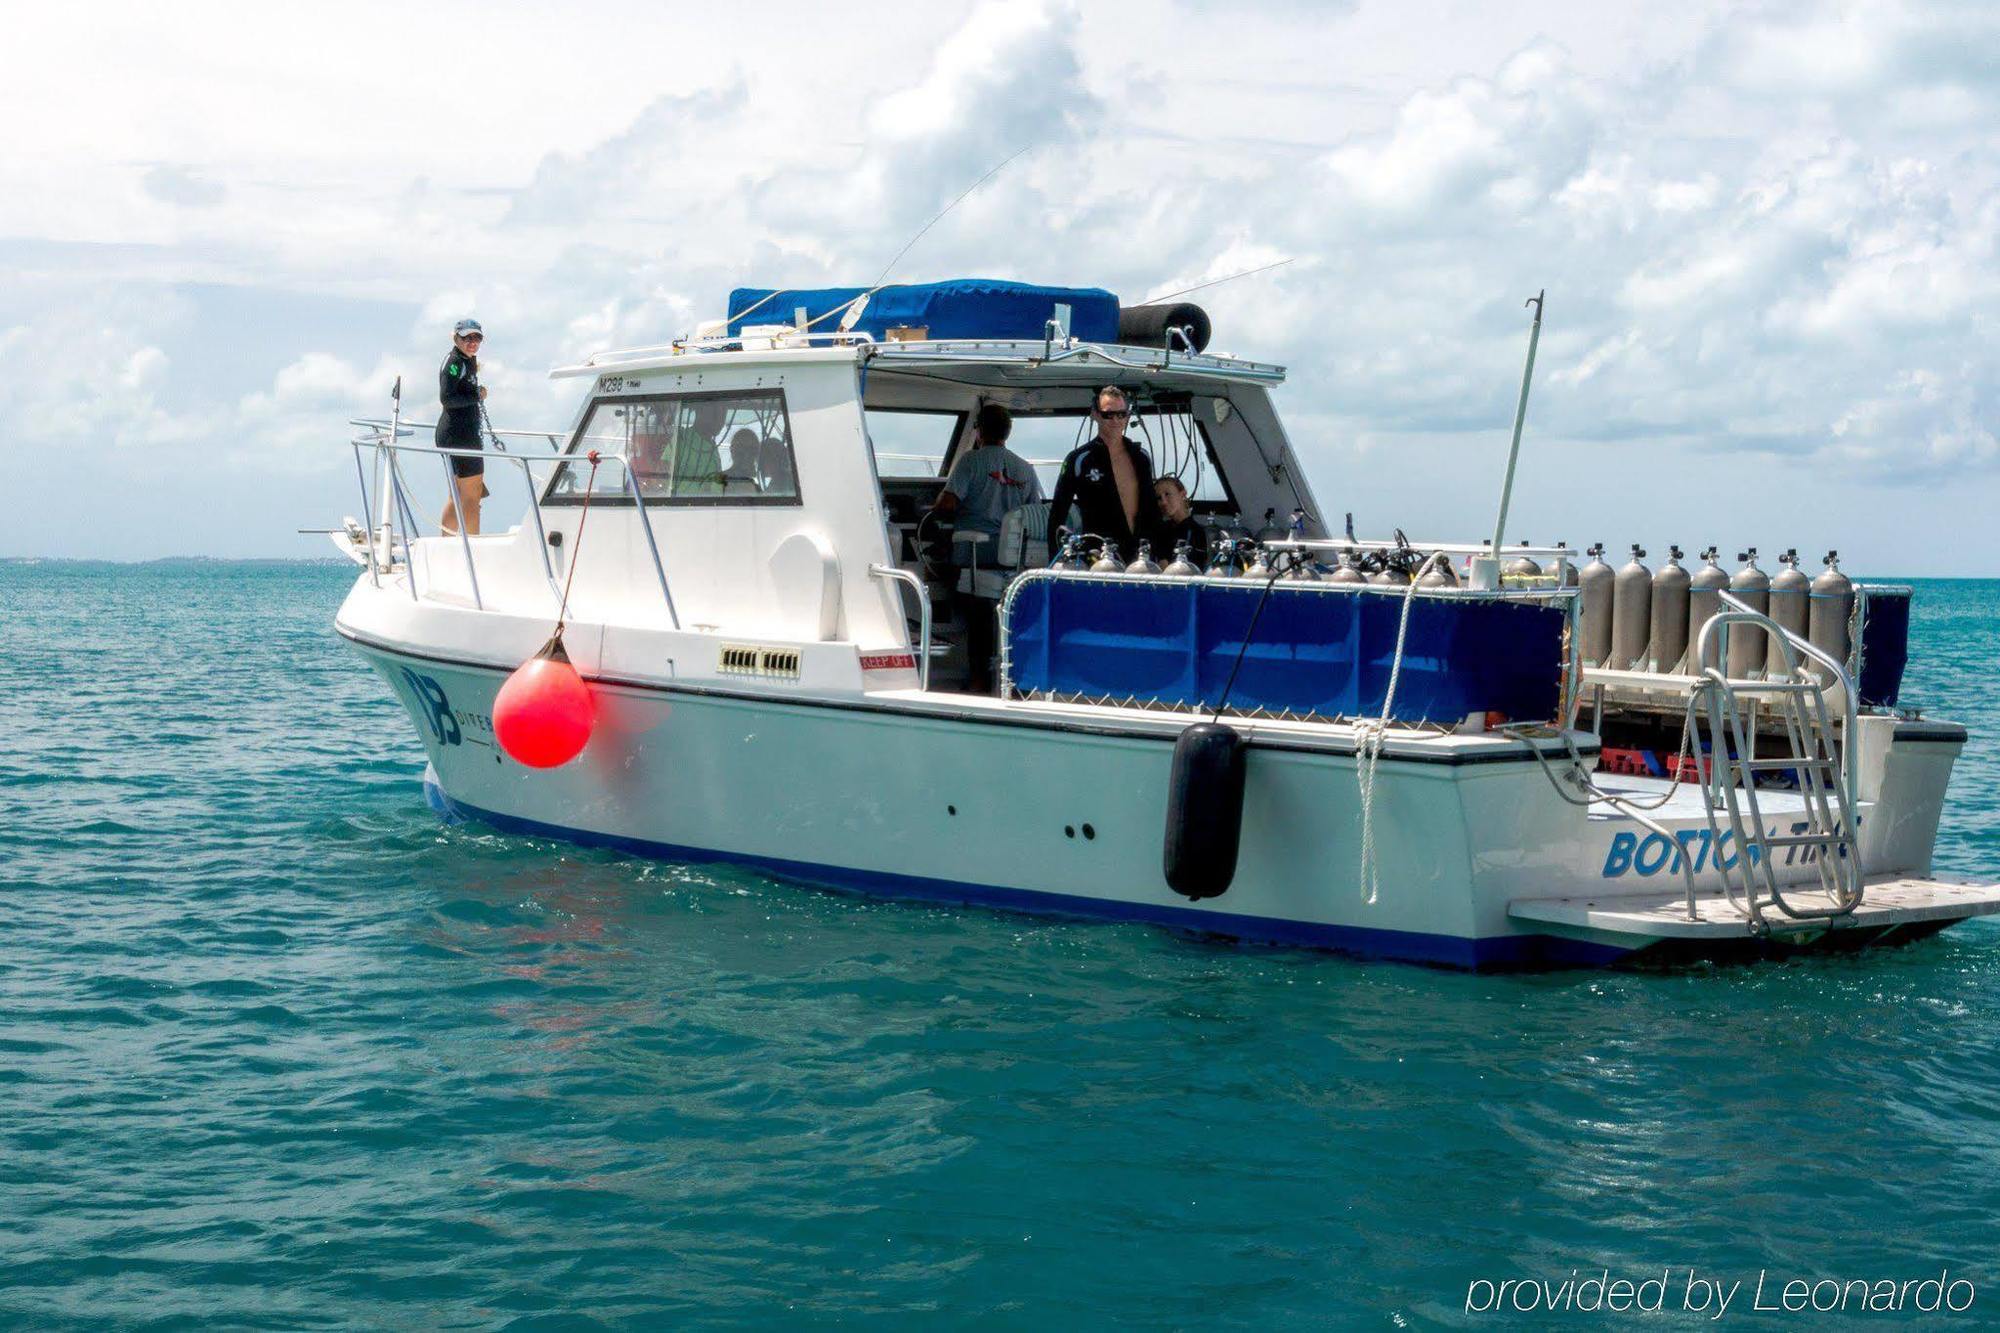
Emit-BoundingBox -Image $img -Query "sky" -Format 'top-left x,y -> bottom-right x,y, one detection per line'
1,0 -> 1994,572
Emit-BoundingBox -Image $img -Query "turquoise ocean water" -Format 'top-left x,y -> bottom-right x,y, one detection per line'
4,560 -> 2000,1328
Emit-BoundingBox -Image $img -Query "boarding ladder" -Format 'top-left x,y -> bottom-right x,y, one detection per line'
1691,596 -> 1863,930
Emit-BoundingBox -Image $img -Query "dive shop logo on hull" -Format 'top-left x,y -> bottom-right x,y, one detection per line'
1602,819 -> 1860,879
398,668 -> 493,747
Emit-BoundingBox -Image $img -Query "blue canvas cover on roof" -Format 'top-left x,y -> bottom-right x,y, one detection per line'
1003,578 -> 1567,724
725,280 -> 1121,343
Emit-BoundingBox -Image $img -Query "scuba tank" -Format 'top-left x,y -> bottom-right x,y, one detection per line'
1726,549 -> 1770,680
1555,541 -> 1579,588
1648,545 -> 1691,674
1608,544 -> 1653,670
1578,542 -> 1614,667
1503,542 -> 1542,583
1687,547 -> 1728,670
1285,551 -> 1322,581
1766,548 -> 1810,676
1091,542 -> 1126,575
1368,555 -> 1409,586
1162,540 -> 1202,578
1244,544 -> 1275,579
1328,550 -> 1366,585
1416,554 -> 1457,588
1125,540 -> 1161,576
1808,550 -> 1855,683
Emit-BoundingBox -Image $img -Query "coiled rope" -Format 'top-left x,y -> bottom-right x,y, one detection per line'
1354,553 -> 1448,905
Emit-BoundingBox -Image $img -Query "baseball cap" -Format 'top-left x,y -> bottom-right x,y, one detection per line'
454,318 -> 484,338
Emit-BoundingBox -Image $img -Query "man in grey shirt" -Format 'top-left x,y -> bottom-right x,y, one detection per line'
937,402 -> 1044,544
933,403 -> 1043,693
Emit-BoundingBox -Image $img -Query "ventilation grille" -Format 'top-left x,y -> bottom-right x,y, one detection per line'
718,644 -> 803,679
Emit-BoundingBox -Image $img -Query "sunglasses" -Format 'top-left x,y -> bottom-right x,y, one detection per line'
1096,408 -> 1129,419
460,333 -> 484,344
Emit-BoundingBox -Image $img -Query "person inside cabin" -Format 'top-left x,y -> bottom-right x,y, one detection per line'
933,402 -> 1042,694
759,434 -> 792,493
435,318 -> 488,534
1149,475 -> 1209,568
723,428 -> 763,492
934,402 -> 1043,551
669,400 -> 727,495
1047,385 -> 1159,563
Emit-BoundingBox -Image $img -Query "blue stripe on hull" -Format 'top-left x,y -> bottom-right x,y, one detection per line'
423,779 -> 1630,972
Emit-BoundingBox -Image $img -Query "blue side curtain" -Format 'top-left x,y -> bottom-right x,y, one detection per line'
1005,579 -> 1565,723
1857,590 -> 1910,708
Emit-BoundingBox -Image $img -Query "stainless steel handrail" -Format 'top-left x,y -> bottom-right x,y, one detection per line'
1694,600 -> 1864,925
1717,589 -> 1859,807
869,564 -> 931,691
440,452 -> 483,610
350,418 -> 569,452
1266,538 -> 1578,561
620,462 -> 680,630
347,439 -> 671,627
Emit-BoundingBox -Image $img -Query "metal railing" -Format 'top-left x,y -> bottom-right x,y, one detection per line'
347,428 -> 679,630
349,417 -> 569,454
868,564 -> 931,690
1692,593 -> 1864,927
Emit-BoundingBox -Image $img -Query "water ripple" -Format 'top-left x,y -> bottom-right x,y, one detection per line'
3,562 -> 1999,1326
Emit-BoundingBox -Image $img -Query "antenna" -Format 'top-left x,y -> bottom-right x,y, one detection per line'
801,145 -> 1035,332
1138,257 -> 1294,307
1488,290 -> 1544,559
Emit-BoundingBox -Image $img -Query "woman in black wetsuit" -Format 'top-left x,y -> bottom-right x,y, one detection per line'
436,318 -> 488,534
1149,475 -> 1209,567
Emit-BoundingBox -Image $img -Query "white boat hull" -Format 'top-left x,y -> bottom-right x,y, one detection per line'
342,623 -> 2000,970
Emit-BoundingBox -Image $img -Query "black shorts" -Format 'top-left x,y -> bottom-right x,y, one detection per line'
443,443 -> 484,478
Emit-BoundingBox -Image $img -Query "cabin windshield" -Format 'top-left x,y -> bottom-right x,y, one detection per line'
546,388 -> 802,506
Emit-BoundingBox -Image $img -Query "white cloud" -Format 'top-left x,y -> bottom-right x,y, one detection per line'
1,0 -> 1997,564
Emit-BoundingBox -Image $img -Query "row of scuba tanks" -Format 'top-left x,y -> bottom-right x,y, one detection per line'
1052,528 -> 1462,583
1048,529 -> 1861,685
1577,544 -> 1856,681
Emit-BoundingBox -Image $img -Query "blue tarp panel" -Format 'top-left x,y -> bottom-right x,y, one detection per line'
725,280 -> 1121,343
1857,589 -> 1910,708
1004,578 -> 1566,723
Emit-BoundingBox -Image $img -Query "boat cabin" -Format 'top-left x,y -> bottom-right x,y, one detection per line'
513,281 -> 1323,694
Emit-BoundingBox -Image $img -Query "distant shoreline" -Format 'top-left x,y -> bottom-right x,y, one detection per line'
0,555 -> 353,568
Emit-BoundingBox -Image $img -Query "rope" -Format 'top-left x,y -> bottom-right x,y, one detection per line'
479,401 -> 507,454
553,452 -> 601,639
1354,552 -> 1446,905
1210,561 -> 1288,722
1502,693 -> 1698,813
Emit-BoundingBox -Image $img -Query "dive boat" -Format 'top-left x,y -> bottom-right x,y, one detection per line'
330,279 -> 2000,968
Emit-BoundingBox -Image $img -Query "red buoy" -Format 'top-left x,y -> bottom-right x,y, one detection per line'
493,633 -> 594,768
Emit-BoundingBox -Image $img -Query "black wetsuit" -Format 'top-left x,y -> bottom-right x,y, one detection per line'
1046,437 -> 1160,562
436,347 -> 484,477
1149,514 -> 1209,568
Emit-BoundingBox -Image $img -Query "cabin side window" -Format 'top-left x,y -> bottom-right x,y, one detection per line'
546,389 -> 801,506
864,408 -> 962,479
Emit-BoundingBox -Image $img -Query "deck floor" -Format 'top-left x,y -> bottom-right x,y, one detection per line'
1585,773 -> 1842,823
1510,874 -> 2000,939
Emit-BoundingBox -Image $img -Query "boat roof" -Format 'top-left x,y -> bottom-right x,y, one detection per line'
550,336 -> 1287,388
